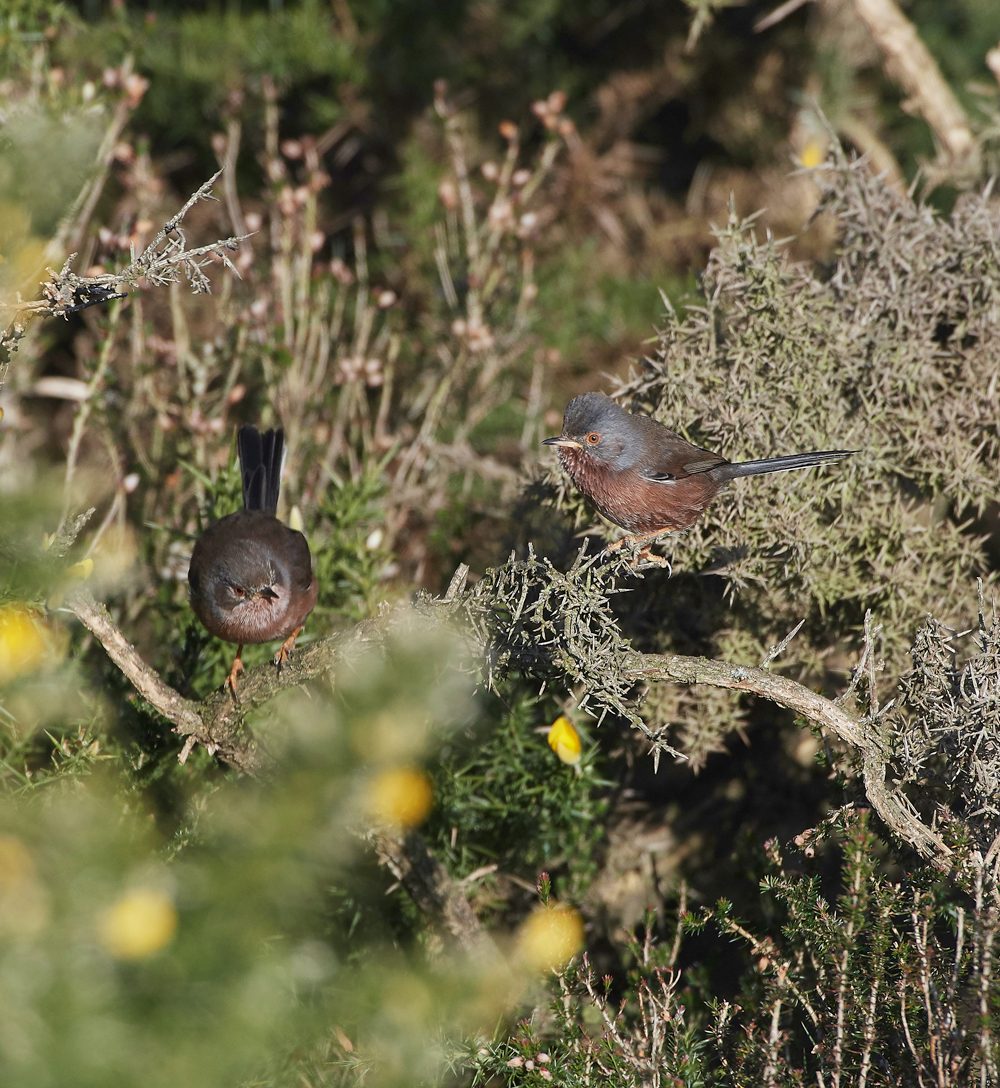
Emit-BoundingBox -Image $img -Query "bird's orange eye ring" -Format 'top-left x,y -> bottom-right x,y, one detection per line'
232,585 -> 246,598
585,432 -> 601,445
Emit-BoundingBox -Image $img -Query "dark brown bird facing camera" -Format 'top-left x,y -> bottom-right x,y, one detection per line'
543,392 -> 854,563
188,426 -> 318,694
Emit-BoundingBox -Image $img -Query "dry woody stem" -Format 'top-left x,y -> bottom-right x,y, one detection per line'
851,0 -> 979,181
70,545 -> 956,874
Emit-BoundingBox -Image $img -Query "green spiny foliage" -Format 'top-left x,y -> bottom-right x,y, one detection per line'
311,461 -> 392,623
540,152 -> 1000,765
453,544 -> 676,750
710,809 -> 998,1087
423,682 -> 610,910
890,596 -> 1000,859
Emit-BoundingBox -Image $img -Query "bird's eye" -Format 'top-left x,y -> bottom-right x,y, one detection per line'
231,585 -> 246,598
585,432 -> 601,445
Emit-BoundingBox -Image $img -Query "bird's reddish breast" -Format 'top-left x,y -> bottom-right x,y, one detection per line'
558,448 -> 718,532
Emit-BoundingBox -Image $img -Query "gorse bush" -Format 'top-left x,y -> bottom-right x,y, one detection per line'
0,627 -> 510,1088
541,151 -> 1000,767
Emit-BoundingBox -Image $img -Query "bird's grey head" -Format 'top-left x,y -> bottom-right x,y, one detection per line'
541,392 -> 639,469
189,537 -> 290,626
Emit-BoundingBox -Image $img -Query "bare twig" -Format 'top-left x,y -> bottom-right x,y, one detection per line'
754,0 -> 812,33
759,618 -> 805,669
852,0 -> 979,183
1,171 -> 242,408
3,173 -> 240,325
445,563 -> 471,601
371,829 -> 501,961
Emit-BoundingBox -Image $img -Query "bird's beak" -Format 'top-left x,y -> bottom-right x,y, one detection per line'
541,437 -> 583,449
256,586 -> 279,600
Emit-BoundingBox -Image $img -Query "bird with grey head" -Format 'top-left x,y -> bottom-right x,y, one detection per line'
188,425 -> 318,694
543,392 -> 855,563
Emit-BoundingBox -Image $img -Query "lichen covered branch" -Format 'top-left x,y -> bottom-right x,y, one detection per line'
73,546 -> 959,873
631,650 -> 951,867
2,172 -> 243,346
852,0 -> 979,182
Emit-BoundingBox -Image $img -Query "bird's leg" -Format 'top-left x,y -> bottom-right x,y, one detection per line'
603,530 -> 671,568
274,627 -> 304,671
634,543 -> 670,569
225,645 -> 245,698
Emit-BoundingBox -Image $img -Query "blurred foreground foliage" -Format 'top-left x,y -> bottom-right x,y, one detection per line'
2,1 -> 1000,1085
0,627 -> 519,1088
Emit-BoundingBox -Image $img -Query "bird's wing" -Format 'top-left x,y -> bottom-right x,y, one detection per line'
631,415 -> 729,478
680,454 -> 728,475
282,525 -> 316,590
638,467 -> 677,483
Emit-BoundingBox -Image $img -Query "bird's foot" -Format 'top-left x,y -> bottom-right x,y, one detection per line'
273,627 -> 304,672
635,547 -> 670,569
225,654 -> 245,699
602,532 -> 671,570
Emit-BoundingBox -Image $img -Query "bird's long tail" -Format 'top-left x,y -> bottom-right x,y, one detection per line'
238,425 -> 286,513
715,449 -> 855,482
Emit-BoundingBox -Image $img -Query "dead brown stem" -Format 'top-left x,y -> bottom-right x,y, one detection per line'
852,0 -> 979,183
371,828 -> 499,959
71,568 -> 953,873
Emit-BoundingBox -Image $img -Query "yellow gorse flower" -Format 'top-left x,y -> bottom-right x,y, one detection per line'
517,903 -> 585,972
547,716 -> 581,765
99,888 -> 178,960
0,605 -> 50,684
67,558 -> 94,581
368,767 -> 434,828
799,139 -> 826,169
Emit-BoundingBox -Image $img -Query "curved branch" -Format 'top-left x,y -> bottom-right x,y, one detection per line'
68,591 -> 388,776
852,0 -> 979,182
631,651 -> 872,750
70,591 -> 202,733
630,650 -> 952,868
70,587 -> 953,869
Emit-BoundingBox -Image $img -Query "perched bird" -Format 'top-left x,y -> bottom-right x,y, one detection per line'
543,392 -> 854,561
188,425 -> 318,694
